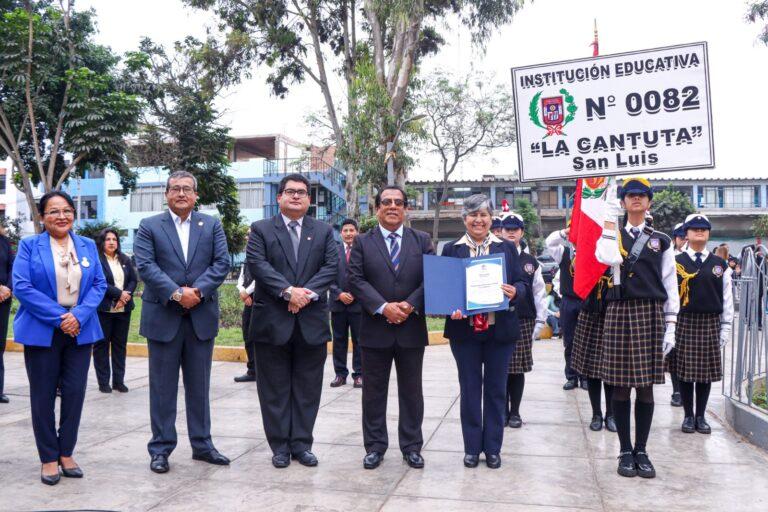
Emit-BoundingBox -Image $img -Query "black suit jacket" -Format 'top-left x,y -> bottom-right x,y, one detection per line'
348,226 -> 435,349
0,234 -> 13,289
246,214 -> 338,346
329,241 -> 362,313
441,239 -> 527,343
97,252 -> 138,312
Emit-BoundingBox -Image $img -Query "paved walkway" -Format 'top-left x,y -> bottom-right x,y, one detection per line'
1,339 -> 767,511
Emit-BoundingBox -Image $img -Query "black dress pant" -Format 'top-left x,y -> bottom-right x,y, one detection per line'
361,344 -> 425,454
93,311 -> 131,386
147,317 -> 215,457
0,299 -> 11,394
242,306 -> 256,372
24,329 -> 92,463
254,324 -> 327,455
331,311 -> 361,378
560,296 -> 582,380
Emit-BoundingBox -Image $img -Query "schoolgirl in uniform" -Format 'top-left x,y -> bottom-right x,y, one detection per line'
501,213 -> 548,428
674,214 -> 733,434
595,177 -> 679,479
668,222 -> 687,408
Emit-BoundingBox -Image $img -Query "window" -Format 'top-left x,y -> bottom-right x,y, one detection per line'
561,186 -> 576,209
0,168 -> 6,194
108,189 -> 124,197
74,195 -> 98,219
130,185 -> 165,212
429,187 -> 491,209
537,188 -> 559,209
698,186 -> 759,209
238,181 -> 264,209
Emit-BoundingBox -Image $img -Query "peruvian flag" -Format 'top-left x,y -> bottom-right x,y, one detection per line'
568,177 -> 612,299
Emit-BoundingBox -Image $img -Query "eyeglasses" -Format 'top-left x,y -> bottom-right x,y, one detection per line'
168,186 -> 195,195
282,189 -> 308,198
380,198 -> 406,207
44,209 -> 75,218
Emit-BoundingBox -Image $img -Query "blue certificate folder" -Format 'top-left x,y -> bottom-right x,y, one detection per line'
423,254 -> 509,316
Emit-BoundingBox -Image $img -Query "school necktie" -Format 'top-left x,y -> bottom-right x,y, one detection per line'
388,233 -> 400,270
345,244 -> 351,263
630,227 -> 640,239
288,220 -> 300,260
695,252 -> 703,268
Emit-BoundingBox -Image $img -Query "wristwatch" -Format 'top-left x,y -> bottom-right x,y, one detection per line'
281,286 -> 293,301
172,287 -> 183,302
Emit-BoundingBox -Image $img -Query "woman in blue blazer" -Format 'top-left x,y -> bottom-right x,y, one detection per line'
13,191 -> 106,485
442,194 -> 527,469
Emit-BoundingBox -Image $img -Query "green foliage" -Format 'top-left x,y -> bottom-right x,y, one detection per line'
515,198 -> 541,249
75,220 -> 123,242
751,215 -> 768,239
746,2 -> 768,44
0,215 -> 24,249
649,186 -> 696,236
358,215 -> 379,233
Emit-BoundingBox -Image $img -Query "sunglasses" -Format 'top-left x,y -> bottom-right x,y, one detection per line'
380,198 -> 406,207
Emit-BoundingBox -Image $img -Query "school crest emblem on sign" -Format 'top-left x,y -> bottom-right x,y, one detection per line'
524,263 -> 535,275
529,88 -> 578,138
648,238 -> 660,252
712,265 -> 724,277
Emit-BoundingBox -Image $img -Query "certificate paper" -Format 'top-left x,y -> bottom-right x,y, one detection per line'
465,256 -> 505,310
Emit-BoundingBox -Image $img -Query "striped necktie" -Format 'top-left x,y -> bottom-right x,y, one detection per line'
388,233 -> 400,270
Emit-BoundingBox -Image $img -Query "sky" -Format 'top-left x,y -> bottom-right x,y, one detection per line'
78,0 -> 768,183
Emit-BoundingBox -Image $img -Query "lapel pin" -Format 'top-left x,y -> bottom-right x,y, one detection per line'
81,257 -> 90,268
198,221 -> 204,226
307,237 -> 312,240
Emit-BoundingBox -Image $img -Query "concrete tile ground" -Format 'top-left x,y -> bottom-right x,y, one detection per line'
1,339 -> 767,512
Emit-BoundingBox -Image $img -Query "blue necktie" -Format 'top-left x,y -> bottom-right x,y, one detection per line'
630,227 -> 640,239
695,252 -> 703,268
388,233 -> 400,270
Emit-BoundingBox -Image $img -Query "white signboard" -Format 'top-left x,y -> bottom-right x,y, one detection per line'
511,42 -> 714,182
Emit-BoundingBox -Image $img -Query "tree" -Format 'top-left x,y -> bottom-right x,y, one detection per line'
751,215 -> 768,242
0,1 -> 144,232
420,72 -> 515,243
0,214 -> 23,249
125,37 -> 251,257
649,186 -> 696,236
184,0 -> 524,218
515,197 -> 541,254
746,2 -> 768,44
75,219 -> 123,242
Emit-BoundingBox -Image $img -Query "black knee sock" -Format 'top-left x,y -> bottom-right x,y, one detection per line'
508,374 -> 525,417
604,383 -> 614,417
695,382 -> 712,418
634,400 -> 654,453
670,371 -> 680,394
587,378 -> 603,417
612,399 -> 633,452
679,381 -> 694,417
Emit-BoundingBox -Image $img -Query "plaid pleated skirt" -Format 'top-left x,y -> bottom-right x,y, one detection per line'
572,309 -> 606,379
508,317 -> 535,374
600,299 -> 665,387
674,312 -> 722,383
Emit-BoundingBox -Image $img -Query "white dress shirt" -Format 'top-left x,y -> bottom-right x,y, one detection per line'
545,229 -> 571,265
683,247 -> 734,329
237,265 -> 256,295
375,224 -> 405,314
169,210 -> 191,262
280,213 -> 319,301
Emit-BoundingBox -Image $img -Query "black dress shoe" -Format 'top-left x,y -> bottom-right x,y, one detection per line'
682,416 -> 696,433
633,451 -> 656,478
292,450 -> 318,467
40,468 -> 60,486
463,454 -> 479,468
403,451 -> 424,469
59,459 -> 84,478
150,454 -> 169,474
507,414 -> 523,428
670,392 -> 682,407
363,451 -> 384,469
272,453 -> 291,468
330,375 -> 346,387
563,379 -> 577,390
192,449 -> 230,465
0,393 -> 9,404
98,384 -> 112,394
353,376 -> 363,388
617,451 -> 637,478
485,453 -> 502,469
234,372 -> 256,383
605,416 -> 617,433
589,414 -> 603,431
695,416 -> 712,434
579,379 -> 589,390
112,383 -> 129,393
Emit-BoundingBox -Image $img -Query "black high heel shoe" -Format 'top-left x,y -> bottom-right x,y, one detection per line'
41,466 -> 60,486
59,458 -> 84,478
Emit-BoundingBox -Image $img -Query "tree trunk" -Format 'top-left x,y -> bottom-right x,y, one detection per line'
432,182 -> 449,246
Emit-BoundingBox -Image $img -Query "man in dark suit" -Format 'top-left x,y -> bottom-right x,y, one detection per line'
134,170 -> 231,474
348,185 -> 435,470
246,173 -> 337,468
329,218 -> 362,388
0,228 -> 13,404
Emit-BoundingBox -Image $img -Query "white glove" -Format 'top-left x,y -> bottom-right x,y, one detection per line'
719,327 -> 731,348
605,182 -> 623,219
532,321 -> 544,342
662,323 -> 676,357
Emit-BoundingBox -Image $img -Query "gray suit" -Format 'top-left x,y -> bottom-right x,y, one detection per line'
134,210 -> 229,457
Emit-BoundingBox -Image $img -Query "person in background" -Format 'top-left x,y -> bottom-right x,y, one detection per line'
546,290 -> 561,337
234,252 -> 257,383
491,216 -> 502,238
714,243 -> 729,262
672,223 -> 687,254
329,219 -> 363,388
13,191 -> 107,485
0,225 -> 14,404
93,228 -> 137,394
668,222 -> 687,408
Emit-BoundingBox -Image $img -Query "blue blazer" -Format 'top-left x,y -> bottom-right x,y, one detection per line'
12,231 -> 107,346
